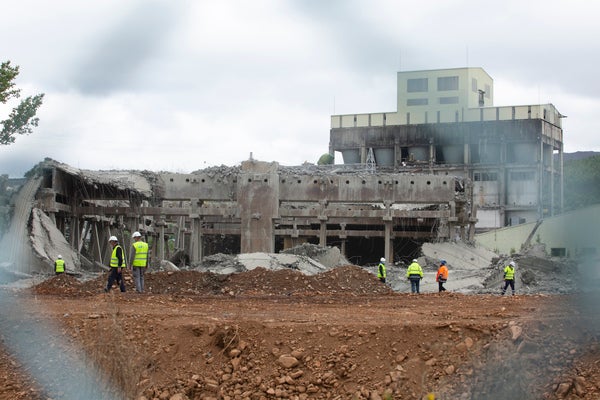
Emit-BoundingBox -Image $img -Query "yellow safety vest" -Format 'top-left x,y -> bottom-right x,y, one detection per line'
132,241 -> 149,267
110,245 -> 125,268
55,259 -> 65,273
377,263 -> 386,278
407,262 -> 424,278
504,265 -> 515,280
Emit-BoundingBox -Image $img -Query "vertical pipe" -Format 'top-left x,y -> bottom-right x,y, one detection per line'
538,138 -> 544,220
550,144 -> 555,216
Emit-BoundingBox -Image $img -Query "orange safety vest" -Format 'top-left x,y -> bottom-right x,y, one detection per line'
436,265 -> 448,281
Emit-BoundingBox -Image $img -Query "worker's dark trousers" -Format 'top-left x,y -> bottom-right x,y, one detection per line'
438,280 -> 447,292
106,268 -> 126,292
501,279 -> 515,295
409,277 -> 421,293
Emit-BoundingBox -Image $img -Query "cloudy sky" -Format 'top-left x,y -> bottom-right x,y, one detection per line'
1,0 -> 599,177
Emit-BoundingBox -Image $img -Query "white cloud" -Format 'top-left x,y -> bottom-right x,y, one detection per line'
1,0 -> 600,177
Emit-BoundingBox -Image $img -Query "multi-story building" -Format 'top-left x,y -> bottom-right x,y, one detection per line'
329,67 -> 564,230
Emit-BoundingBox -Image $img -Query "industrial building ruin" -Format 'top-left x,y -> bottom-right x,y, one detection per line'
0,158 -> 473,274
329,67 -> 564,229
0,67 -> 567,275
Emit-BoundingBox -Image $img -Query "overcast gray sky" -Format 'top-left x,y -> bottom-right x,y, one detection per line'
1,0 -> 599,177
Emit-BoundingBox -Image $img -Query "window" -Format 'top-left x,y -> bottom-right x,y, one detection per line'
510,171 -> 535,181
485,84 -> 491,98
471,78 -> 478,92
473,172 -> 498,181
437,76 -> 458,91
407,78 -> 428,92
407,98 -> 428,106
551,248 -> 566,257
439,96 -> 459,104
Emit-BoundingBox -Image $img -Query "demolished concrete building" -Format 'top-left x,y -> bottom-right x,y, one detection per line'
1,67 -> 568,276
0,157 -> 474,274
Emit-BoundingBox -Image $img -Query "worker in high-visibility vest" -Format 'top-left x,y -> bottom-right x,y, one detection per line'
501,261 -> 516,296
377,257 -> 387,283
105,235 -> 126,293
406,259 -> 424,294
129,231 -> 149,293
54,255 -> 65,275
436,260 -> 449,292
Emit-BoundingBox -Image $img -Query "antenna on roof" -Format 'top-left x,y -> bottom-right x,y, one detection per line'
366,148 -> 376,174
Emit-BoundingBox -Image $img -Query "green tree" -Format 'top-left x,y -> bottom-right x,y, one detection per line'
0,61 -> 44,145
317,153 -> 334,165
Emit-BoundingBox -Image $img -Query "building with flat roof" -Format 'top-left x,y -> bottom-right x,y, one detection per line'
329,67 -> 564,230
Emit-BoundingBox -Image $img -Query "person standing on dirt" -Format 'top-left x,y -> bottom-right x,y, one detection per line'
377,257 -> 387,283
54,255 -> 65,275
436,260 -> 448,292
129,231 -> 149,293
501,261 -> 516,296
406,259 -> 424,293
105,235 -> 126,293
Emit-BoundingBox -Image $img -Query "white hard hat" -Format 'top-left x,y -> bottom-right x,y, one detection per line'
412,259 -> 418,263
132,231 -> 142,238
509,261 -> 516,267
57,255 -> 62,259
108,235 -> 118,242
380,257 -> 385,262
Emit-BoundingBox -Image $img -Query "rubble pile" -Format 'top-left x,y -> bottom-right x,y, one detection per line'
30,264 -> 392,297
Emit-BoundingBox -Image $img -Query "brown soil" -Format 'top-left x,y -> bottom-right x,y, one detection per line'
1,267 -> 599,400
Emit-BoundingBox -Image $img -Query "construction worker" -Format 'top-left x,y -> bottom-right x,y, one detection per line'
129,231 -> 149,293
105,235 -> 126,293
501,261 -> 516,296
377,257 -> 387,283
54,255 -> 65,275
406,258 -> 424,293
436,260 -> 448,292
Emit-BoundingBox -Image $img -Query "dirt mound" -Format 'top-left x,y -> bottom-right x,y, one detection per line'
30,273 -> 86,296
8,267 -> 598,399
28,265 -> 392,298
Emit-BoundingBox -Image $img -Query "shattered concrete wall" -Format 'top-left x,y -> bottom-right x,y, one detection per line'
1,158 -> 475,275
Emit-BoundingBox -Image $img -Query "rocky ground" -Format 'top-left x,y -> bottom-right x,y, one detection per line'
0,266 -> 599,400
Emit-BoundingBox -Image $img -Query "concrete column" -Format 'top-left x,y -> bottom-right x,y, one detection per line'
70,217 -> 80,250
319,221 -> 327,247
429,140 -> 435,166
160,224 -> 165,261
79,220 -> 91,253
559,144 -> 564,213
90,221 -> 102,264
394,140 -> 401,168
384,220 -> 392,264
339,223 -> 347,258
239,161 -> 278,253
190,217 -> 203,263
